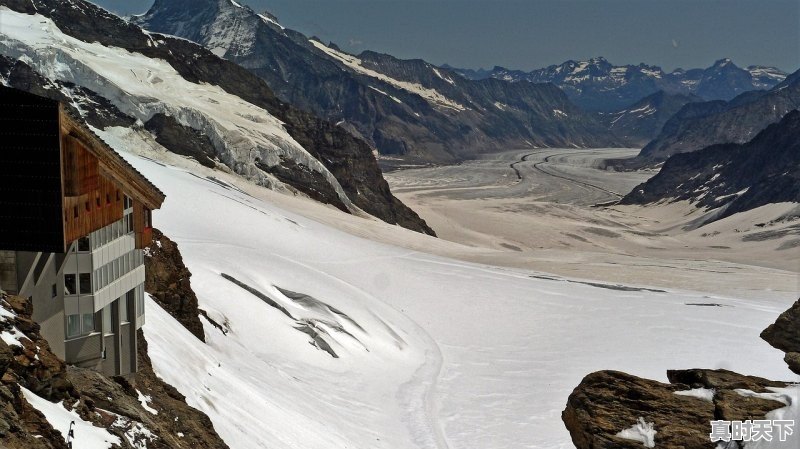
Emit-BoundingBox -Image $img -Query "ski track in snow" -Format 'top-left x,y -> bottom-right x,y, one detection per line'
116,146 -> 799,449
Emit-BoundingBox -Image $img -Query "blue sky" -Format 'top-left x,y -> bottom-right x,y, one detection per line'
93,0 -> 799,72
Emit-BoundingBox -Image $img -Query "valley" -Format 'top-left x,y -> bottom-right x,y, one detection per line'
386,148 -> 798,299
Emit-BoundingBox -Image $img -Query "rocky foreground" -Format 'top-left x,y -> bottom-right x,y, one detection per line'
0,229 -> 228,448
563,296 -> 800,449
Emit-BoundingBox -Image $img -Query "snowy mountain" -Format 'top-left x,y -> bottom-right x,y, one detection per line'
621,109 -> 800,224
455,57 -> 787,112
626,68 -> 800,166
598,90 -> 701,145
0,0 -> 432,234
135,0 -> 623,164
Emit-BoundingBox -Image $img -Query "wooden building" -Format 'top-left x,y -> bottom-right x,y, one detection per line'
0,86 -> 165,376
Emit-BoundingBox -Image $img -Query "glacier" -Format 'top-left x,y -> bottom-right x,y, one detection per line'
112,135 -> 797,449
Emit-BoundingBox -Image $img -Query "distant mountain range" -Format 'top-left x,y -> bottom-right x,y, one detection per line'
624,68 -> 800,166
597,91 -> 701,146
621,109 -> 800,224
135,0 -> 623,164
452,57 -> 787,112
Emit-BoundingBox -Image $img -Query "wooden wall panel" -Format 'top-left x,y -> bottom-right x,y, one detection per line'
132,201 -> 151,249
62,135 -> 125,245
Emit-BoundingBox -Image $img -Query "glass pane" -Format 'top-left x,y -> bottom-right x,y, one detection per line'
78,236 -> 90,252
67,314 -> 80,337
79,273 -> 91,294
82,313 -> 94,333
64,274 -> 76,295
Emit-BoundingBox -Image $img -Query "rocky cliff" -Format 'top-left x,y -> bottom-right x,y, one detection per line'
620,110 -> 800,224
762,298 -> 800,375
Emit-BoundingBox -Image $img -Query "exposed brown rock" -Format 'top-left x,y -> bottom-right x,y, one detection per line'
0,295 -> 76,449
562,370 -> 713,449
0,288 -> 229,449
144,228 -> 206,342
761,297 -> 800,374
563,369 -> 791,449
666,368 -> 786,392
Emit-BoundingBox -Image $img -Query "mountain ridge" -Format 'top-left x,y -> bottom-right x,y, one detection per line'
0,0 -> 435,235
136,0 -> 624,164
620,109 -> 800,225
454,57 -> 787,112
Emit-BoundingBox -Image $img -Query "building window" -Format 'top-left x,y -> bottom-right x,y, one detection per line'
64,274 -> 76,295
82,313 -> 95,333
51,283 -> 57,298
106,193 -> 111,205
124,195 -> 132,209
77,236 -> 90,252
85,201 -> 90,212
95,197 -> 101,208
79,273 -> 91,294
67,314 -> 81,338
73,206 -> 79,218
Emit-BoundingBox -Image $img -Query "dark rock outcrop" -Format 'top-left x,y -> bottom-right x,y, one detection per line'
563,369 -> 791,449
762,297 -> 800,375
144,114 -> 218,169
1,0 -> 434,235
620,109 -> 800,224
144,228 -> 206,342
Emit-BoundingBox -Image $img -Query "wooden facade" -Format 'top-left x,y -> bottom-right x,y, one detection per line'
0,86 -> 165,253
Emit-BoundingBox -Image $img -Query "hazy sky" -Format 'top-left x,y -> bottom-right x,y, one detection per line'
93,0 -> 799,72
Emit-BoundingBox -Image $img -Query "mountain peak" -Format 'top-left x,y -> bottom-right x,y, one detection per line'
711,58 -> 735,69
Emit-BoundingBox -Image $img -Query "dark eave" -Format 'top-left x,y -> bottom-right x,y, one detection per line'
60,106 -> 166,210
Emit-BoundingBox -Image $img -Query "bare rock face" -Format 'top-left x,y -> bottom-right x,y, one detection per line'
144,228 -> 206,342
761,297 -> 800,375
0,247 -> 229,448
0,295 -> 76,449
563,369 -> 789,449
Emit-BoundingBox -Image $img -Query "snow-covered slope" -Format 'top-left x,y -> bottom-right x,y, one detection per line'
107,129 -> 798,449
0,7 -> 350,206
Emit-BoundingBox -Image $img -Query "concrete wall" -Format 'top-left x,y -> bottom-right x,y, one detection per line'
14,219 -> 146,376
